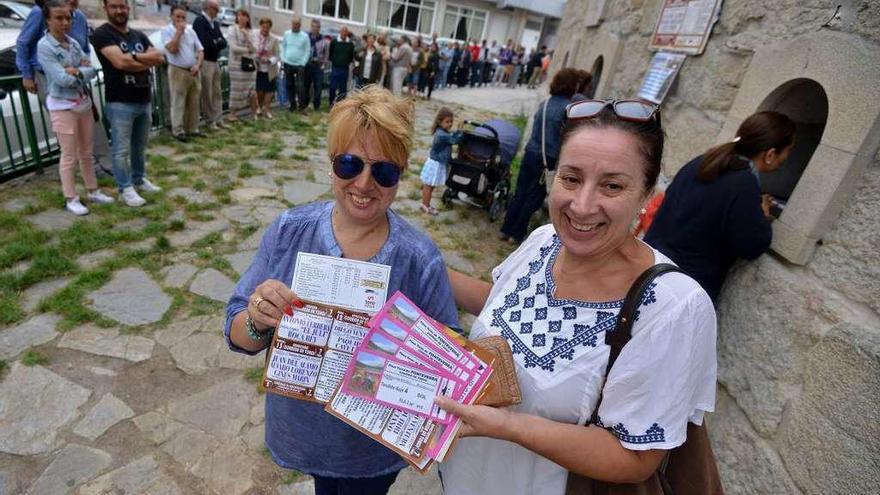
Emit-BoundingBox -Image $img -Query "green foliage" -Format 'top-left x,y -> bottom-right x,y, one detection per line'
21,350 -> 49,366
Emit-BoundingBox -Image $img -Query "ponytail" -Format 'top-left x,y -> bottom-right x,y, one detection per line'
698,142 -> 739,182
697,111 -> 796,182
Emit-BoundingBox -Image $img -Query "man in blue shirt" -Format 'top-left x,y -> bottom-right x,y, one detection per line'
16,0 -> 113,172
281,16 -> 309,112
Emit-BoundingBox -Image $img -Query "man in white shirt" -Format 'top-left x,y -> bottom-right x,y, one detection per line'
161,5 -> 204,141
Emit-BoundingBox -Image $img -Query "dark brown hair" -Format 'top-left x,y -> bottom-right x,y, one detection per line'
235,8 -> 251,29
576,69 -> 593,95
560,105 -> 665,192
698,111 -> 795,182
549,68 -> 581,98
431,107 -> 454,135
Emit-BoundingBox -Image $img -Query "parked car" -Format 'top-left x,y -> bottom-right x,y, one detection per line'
218,6 -> 235,26
0,1 -> 31,29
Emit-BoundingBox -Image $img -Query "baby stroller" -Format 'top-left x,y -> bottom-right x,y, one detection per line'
441,119 -> 522,222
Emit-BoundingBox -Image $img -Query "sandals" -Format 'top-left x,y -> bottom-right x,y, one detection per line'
420,204 -> 439,216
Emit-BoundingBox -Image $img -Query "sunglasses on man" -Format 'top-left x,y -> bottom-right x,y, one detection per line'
332,154 -> 402,188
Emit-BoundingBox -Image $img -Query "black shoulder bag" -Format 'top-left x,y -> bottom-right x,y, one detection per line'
565,263 -> 724,495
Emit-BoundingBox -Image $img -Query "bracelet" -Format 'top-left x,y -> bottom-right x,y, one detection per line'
246,315 -> 274,342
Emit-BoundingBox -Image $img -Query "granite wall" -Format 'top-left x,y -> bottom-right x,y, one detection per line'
550,1 -> 880,493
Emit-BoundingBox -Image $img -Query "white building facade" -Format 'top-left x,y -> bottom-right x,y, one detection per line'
235,0 -> 562,51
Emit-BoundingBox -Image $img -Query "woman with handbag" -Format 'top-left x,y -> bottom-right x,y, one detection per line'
227,8 -> 257,123
500,68 -> 581,243
253,17 -> 280,119
438,99 -> 719,495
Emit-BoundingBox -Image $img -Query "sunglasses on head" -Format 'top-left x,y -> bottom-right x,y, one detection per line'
566,99 -> 661,124
332,153 -> 402,188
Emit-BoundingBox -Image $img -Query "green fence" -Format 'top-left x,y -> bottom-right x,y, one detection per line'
0,59 -> 230,183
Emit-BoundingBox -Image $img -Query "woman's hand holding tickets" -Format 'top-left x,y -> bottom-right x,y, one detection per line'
435,396 -> 516,440
248,280 -> 303,331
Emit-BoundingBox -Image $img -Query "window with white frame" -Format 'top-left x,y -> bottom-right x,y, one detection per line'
305,0 -> 368,24
277,0 -> 295,12
443,3 -> 487,41
376,0 -> 435,35
252,0 -> 270,9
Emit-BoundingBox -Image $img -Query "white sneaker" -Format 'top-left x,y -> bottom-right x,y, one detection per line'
66,197 -> 89,216
87,190 -> 115,204
136,178 -> 162,193
121,186 -> 146,207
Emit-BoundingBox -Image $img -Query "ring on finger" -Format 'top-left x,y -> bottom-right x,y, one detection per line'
253,296 -> 265,311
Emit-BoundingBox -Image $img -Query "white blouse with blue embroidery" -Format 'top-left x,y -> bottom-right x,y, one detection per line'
440,225 -> 717,495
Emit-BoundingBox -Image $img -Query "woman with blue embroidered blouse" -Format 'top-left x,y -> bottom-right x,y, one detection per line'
224,86 -> 458,495
436,100 -> 717,494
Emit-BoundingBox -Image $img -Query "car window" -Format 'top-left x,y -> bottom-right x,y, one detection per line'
0,5 -> 13,18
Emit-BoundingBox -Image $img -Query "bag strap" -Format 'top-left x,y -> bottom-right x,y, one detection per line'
589,263 -> 684,425
541,98 -> 549,170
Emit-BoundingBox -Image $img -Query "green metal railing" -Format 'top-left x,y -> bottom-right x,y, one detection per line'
0,59 -> 230,183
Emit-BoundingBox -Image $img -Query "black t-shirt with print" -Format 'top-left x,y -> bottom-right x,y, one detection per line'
93,24 -> 153,103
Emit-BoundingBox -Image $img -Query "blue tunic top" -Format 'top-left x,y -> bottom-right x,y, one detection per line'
644,155 -> 771,301
224,201 -> 459,477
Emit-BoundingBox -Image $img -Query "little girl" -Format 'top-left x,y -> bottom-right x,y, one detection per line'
420,107 -> 462,215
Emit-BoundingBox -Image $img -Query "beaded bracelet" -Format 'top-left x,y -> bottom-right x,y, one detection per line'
246,315 -> 274,342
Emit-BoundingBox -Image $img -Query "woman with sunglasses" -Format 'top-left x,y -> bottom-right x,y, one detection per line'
224,85 -> 458,495
437,99 -> 717,494
644,111 -> 795,302
500,68 -> 582,244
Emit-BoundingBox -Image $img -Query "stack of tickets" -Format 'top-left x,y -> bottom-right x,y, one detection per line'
324,292 -> 495,472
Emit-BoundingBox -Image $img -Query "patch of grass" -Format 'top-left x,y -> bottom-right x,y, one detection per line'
57,222 -> 142,258
188,212 -> 215,222
192,179 -> 208,191
38,268 -> 112,330
17,248 -> 77,288
21,350 -> 49,367
407,189 -> 421,201
192,232 -> 222,249
0,291 -> 23,325
238,162 -> 257,178
168,219 -> 186,231
260,142 -> 283,160
289,153 -> 309,161
0,360 -> 7,377
154,236 -> 172,252
304,170 -> 316,182
280,470 -> 305,484
0,212 -> 50,269
244,367 -> 263,383
189,295 -> 225,316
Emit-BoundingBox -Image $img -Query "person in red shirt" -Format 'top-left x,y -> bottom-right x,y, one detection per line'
468,39 -> 481,87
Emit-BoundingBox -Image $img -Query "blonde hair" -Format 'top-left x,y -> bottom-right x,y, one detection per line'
327,85 -> 415,169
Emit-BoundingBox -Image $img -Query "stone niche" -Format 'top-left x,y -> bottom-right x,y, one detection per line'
716,30 -> 880,265
572,30 -> 623,99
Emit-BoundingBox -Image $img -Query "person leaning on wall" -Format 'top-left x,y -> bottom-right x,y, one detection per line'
644,111 -> 796,302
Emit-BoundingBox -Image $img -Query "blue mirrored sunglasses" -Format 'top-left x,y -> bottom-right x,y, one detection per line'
332,154 -> 402,188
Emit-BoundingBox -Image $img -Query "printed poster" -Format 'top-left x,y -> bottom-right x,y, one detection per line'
650,0 -> 723,55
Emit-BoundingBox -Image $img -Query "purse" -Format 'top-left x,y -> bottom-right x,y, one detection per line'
472,335 -> 521,408
565,264 -> 724,495
241,56 -> 256,72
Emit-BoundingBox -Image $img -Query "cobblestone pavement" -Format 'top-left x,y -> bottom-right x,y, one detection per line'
0,88 -> 539,494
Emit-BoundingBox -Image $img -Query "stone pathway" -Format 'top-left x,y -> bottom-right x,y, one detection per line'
0,88 -> 537,494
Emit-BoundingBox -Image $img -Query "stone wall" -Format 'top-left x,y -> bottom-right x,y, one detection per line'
550,1 -> 880,493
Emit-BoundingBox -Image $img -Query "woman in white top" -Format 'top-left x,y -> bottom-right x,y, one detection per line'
437,99 -> 717,495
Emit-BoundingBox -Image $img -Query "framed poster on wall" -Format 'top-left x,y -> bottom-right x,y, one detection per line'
650,0 -> 723,55
637,51 -> 687,104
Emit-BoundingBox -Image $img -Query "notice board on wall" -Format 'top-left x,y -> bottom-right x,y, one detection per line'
637,51 -> 687,105
650,0 -> 723,55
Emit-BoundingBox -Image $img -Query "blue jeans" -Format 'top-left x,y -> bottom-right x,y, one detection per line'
304,62 -> 324,110
106,101 -> 151,191
501,149 -> 552,242
312,471 -> 399,495
439,62 -> 450,89
328,66 -> 349,105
